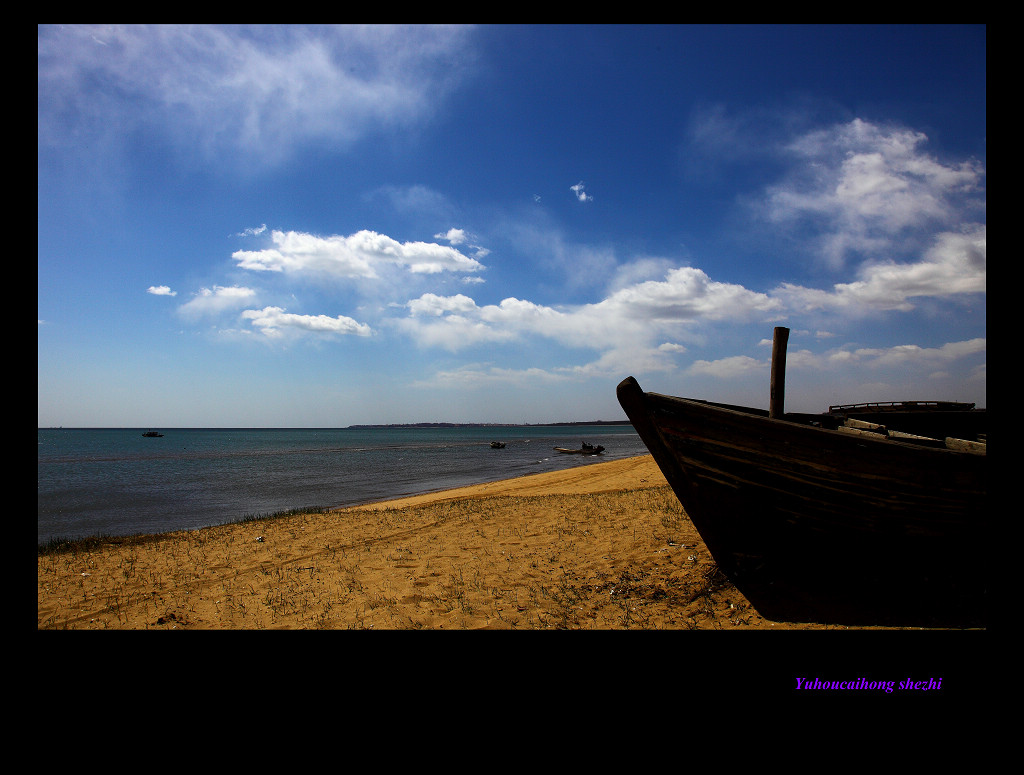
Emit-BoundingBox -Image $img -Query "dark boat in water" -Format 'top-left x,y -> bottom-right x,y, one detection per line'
616,329 -> 986,628
554,443 -> 605,455
141,430 -> 164,437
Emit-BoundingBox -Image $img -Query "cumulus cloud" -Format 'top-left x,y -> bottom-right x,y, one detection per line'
172,226 -> 487,346
178,285 -> 257,317
233,229 -> 485,278
398,265 -> 781,355
433,226 -> 491,260
839,337 -> 986,368
393,215 -> 985,379
407,293 -> 479,317
773,224 -> 985,313
688,355 -> 764,378
599,266 -> 782,322
763,118 -> 985,269
434,228 -> 467,245
158,115 -> 983,385
147,285 -> 177,296
241,306 -> 373,339
682,337 -> 985,384
607,257 -> 677,293
400,294 -> 562,350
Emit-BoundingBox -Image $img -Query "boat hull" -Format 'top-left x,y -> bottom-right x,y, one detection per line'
617,377 -> 986,628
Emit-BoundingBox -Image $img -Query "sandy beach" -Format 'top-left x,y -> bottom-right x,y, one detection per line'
39,454 -> 903,630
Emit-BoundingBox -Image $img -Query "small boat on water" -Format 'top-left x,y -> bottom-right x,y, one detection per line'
490,441 -> 506,449
553,443 -> 605,455
141,430 -> 164,437
616,327 -> 986,628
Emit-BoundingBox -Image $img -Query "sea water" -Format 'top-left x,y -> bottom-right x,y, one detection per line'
37,425 -> 646,544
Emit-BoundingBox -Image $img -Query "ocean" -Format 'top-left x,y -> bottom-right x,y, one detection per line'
37,424 -> 647,544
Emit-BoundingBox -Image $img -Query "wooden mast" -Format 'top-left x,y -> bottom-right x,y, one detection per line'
769,326 -> 789,419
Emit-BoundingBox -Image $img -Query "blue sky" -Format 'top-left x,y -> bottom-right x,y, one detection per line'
38,24 -> 986,427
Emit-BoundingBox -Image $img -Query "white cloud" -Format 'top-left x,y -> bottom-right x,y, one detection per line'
38,25 -> 477,168
560,345 -> 680,379
398,265 -> 780,356
434,228 -> 467,245
765,338 -> 988,374
147,285 -> 177,296
417,363 -> 572,388
233,229 -> 485,278
407,293 -> 479,317
844,338 -> 986,368
688,355 -> 764,378
607,257 -> 677,293
678,337 -> 985,385
178,285 -> 257,317
400,294 -> 562,350
505,220 -> 615,291
763,118 -> 985,269
433,226 -> 490,260
570,181 -> 593,202
773,224 -> 985,313
154,112 -> 982,392
599,266 -> 783,322
241,306 -> 373,339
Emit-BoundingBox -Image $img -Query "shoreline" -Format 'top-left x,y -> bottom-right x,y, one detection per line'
38,426 -> 649,546
37,453 -> 641,549
38,454 -> 904,629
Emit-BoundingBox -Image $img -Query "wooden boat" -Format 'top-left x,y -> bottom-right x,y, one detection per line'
554,443 -> 605,455
616,330 -> 986,628
141,430 -> 164,437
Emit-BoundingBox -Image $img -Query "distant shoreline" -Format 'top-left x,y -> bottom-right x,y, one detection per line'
344,420 -> 634,430
40,420 -> 635,431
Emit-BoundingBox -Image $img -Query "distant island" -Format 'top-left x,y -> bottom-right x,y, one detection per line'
346,420 -> 634,430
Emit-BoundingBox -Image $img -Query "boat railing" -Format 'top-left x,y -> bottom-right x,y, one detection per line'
827,400 -> 975,414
